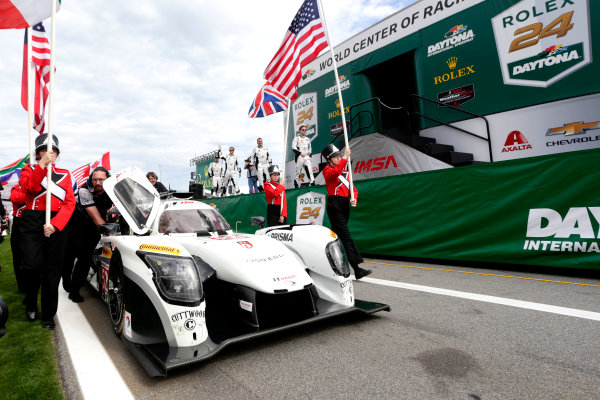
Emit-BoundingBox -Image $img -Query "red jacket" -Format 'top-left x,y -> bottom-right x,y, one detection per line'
264,180 -> 287,218
19,163 -> 76,231
323,158 -> 358,199
9,184 -> 27,217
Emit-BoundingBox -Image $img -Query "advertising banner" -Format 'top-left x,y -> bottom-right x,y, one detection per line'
206,149 -> 600,270
491,0 -> 592,88
296,191 -> 326,225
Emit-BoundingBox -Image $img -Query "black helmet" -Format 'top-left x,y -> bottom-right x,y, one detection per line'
34,133 -> 59,154
321,144 -> 340,160
268,165 -> 280,175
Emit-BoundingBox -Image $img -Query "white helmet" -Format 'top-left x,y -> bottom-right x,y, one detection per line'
268,165 -> 280,175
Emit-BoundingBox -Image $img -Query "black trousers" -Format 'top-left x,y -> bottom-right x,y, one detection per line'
20,210 -> 68,320
10,216 -> 26,293
70,219 -> 100,293
267,204 -> 286,227
326,195 -> 364,270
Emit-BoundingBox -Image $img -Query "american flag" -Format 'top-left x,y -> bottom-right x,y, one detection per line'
250,0 -> 328,116
248,81 -> 289,118
21,22 -> 52,133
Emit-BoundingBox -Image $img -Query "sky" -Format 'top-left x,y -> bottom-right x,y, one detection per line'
1,0 -> 415,192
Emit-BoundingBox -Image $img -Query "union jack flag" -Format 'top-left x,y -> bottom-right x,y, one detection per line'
248,82 -> 288,118
249,0 -> 328,117
21,22 -> 52,133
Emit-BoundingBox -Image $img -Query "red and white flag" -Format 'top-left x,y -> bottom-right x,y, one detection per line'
71,152 -> 112,188
0,0 -> 61,29
261,0 -> 328,102
21,22 -> 52,133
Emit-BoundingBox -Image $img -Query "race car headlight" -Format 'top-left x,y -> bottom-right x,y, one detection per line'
326,240 -> 350,277
137,252 -> 202,306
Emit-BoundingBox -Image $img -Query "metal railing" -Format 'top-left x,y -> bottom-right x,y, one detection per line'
410,94 -> 493,162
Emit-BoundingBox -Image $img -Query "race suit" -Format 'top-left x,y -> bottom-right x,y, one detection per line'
208,161 -> 223,196
252,146 -> 271,189
221,153 -> 241,195
292,134 -> 314,185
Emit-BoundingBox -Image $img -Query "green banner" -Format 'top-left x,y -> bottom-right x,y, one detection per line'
204,148 -> 600,270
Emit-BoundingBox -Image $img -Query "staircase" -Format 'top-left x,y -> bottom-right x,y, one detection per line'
345,95 -> 492,167
382,128 -> 479,167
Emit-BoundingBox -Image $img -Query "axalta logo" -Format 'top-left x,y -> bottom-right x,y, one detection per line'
354,156 -> 398,173
325,75 -> 350,97
524,207 -> 600,253
502,130 -> 532,152
492,0 -> 591,87
433,57 -> 476,85
427,24 -> 475,57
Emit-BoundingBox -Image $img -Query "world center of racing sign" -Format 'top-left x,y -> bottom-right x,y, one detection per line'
491,0 -> 591,88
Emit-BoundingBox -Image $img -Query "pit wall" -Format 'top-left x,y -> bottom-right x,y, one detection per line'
202,148 -> 600,270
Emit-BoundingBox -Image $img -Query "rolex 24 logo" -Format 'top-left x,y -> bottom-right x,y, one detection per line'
491,0 -> 591,87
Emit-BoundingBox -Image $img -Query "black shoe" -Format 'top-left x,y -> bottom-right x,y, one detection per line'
26,310 -> 38,321
68,292 -> 84,303
354,268 -> 372,280
42,319 -> 55,330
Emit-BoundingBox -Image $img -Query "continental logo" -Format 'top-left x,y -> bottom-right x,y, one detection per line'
138,244 -> 182,255
434,57 -> 476,85
427,24 -> 475,57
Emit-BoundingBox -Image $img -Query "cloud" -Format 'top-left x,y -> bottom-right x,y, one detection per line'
0,0 -> 413,191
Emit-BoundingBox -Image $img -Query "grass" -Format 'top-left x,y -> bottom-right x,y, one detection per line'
0,235 -> 65,400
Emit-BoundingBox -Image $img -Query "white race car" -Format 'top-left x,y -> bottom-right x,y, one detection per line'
88,167 -> 389,376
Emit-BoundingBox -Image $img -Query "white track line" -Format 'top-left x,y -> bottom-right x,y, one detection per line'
56,290 -> 134,400
362,277 -> 600,321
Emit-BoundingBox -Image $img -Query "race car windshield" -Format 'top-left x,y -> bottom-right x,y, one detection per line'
112,177 -> 156,231
158,209 -> 231,235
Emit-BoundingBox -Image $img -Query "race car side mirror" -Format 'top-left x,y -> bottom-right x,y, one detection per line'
251,216 -> 265,229
98,223 -> 120,235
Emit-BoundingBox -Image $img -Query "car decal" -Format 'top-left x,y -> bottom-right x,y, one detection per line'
138,244 -> 182,255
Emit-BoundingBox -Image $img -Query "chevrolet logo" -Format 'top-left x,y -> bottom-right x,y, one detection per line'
547,121 -> 600,136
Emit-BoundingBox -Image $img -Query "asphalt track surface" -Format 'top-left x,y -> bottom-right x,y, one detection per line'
56,258 -> 600,399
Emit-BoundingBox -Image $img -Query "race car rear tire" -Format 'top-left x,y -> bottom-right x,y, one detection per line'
108,251 -> 126,336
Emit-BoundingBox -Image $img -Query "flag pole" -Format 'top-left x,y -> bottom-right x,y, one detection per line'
45,0 -> 58,226
27,28 -> 34,162
316,0 -> 355,203
281,99 -> 291,218
282,99 -> 291,183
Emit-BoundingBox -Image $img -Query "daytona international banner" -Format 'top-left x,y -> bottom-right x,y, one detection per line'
206,148 -> 600,270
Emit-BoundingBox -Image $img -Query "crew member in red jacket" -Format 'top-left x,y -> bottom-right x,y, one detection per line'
18,134 -> 76,329
9,184 -> 28,293
264,165 -> 287,227
322,144 -> 371,280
